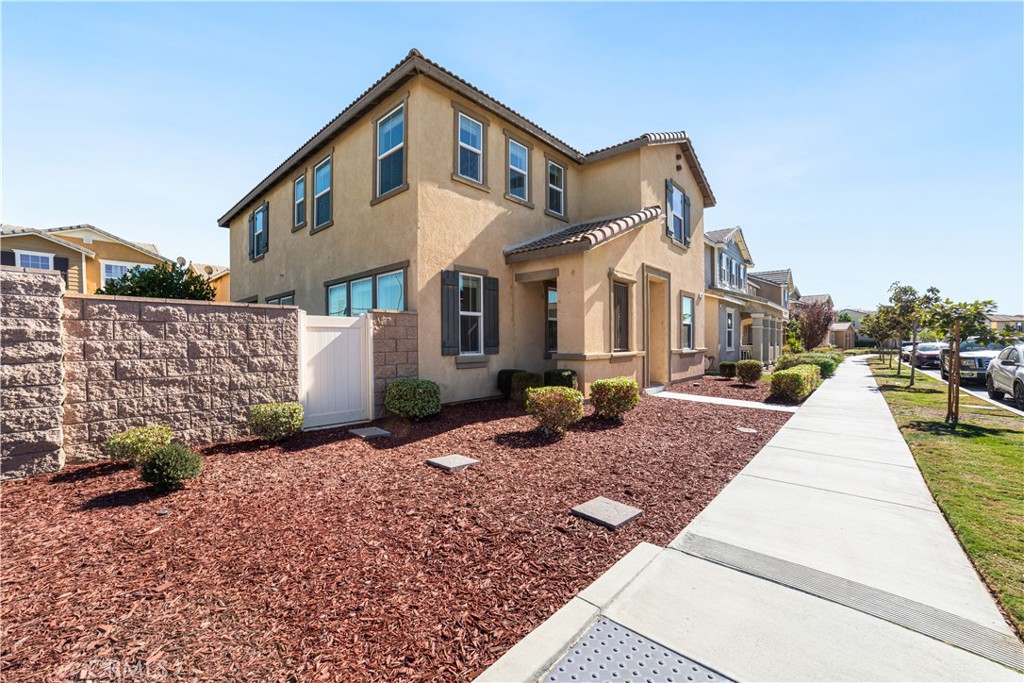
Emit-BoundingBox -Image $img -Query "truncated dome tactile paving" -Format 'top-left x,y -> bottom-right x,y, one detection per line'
545,619 -> 732,682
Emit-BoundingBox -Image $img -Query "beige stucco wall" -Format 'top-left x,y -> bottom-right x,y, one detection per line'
1,234 -> 84,294
210,273 -> 231,302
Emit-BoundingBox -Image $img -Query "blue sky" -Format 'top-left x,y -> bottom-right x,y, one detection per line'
3,2 -> 1022,311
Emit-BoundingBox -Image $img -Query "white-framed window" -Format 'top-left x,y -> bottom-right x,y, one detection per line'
681,295 -> 694,349
783,289 -> 790,308
293,174 -> 306,228
459,273 -> 483,355
457,113 -> 484,183
249,202 -> 269,259
547,160 -> 565,216
13,249 -> 53,271
612,281 -> 630,352
377,104 -> 405,197
665,180 -> 691,244
729,260 -> 737,287
546,285 -> 558,352
739,264 -> 746,289
101,260 -> 151,286
313,157 -> 331,229
719,252 -> 727,285
327,268 -> 405,317
508,139 -> 529,201
726,310 -> 736,349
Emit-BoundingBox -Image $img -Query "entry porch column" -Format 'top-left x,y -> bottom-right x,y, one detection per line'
751,313 -> 766,363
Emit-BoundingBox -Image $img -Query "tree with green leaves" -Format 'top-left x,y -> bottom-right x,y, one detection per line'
96,262 -> 216,301
925,298 -> 1007,425
887,282 -> 941,386
861,306 -> 900,367
837,312 -> 853,323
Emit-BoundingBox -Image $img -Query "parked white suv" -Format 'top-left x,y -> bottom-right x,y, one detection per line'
986,344 -> 1024,409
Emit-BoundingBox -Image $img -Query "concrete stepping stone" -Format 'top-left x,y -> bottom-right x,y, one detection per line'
735,426 -> 758,434
571,496 -> 643,531
350,426 -> 391,439
426,454 -> 478,472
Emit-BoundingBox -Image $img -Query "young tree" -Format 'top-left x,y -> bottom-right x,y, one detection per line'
887,282 -> 941,386
794,300 -> 834,350
96,262 -> 216,301
862,306 -> 899,367
925,299 -> 1005,425
837,312 -> 853,323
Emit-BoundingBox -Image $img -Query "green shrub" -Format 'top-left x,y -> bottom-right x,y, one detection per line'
525,386 -> 584,434
140,443 -> 203,491
770,363 -> 821,402
246,402 -> 304,440
774,352 -> 839,379
104,424 -> 173,464
544,368 -> 578,390
719,361 -> 737,378
736,359 -> 764,384
590,376 -> 641,420
497,369 -> 525,399
384,379 -> 441,420
510,372 -> 544,402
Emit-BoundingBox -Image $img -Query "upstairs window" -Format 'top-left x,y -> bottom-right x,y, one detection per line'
457,113 -> 484,184
508,139 -> 529,202
719,252 -> 727,285
248,202 -> 269,260
313,157 -> 331,229
613,281 -> 630,352
547,161 -> 565,217
15,250 -> 53,270
293,174 -> 306,228
729,260 -> 737,287
665,181 -> 691,245
681,296 -> 694,349
377,104 -> 405,197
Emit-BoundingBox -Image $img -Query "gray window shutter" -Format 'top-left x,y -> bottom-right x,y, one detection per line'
248,213 -> 256,260
53,256 -> 69,285
0,250 -> 14,266
441,270 -> 460,356
484,276 -> 499,355
664,180 -> 673,237
683,194 -> 692,244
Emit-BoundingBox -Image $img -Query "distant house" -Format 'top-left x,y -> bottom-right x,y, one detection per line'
829,321 -> 855,350
839,307 -> 875,343
702,228 -> 789,369
189,263 -> 231,302
791,292 -> 834,318
1,224 -> 172,293
987,314 -> 1024,334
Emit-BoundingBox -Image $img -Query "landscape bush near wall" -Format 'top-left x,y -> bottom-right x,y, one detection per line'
62,294 -> 299,462
0,268 -> 66,480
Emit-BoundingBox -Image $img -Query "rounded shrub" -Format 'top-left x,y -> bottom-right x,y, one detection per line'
736,359 -> 764,384
769,363 -> 821,402
525,386 -> 584,434
719,361 -> 737,378
247,402 -> 304,441
104,424 -> 173,464
590,376 -> 640,420
384,379 -> 441,420
544,368 -> 579,390
140,443 -> 203,492
775,352 -> 838,379
497,369 -> 526,400
510,371 -> 544,402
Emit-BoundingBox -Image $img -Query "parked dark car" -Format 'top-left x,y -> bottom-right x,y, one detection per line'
939,338 -> 1003,382
912,342 -> 943,368
986,344 -> 1024,408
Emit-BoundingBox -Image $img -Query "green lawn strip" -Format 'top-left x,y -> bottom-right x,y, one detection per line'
867,357 -> 1024,638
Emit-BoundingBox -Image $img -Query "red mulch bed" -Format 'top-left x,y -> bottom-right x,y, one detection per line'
1,396 -> 789,681
669,375 -> 797,405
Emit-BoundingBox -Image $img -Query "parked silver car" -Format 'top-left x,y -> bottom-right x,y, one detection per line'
986,344 -> 1024,409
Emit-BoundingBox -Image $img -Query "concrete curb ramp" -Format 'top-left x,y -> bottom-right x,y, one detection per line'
477,358 -> 1023,682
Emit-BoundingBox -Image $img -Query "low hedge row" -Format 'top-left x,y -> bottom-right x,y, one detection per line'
770,363 -> 822,401
775,351 -> 842,379
499,368 -> 579,400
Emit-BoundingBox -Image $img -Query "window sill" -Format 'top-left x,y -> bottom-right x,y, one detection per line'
610,350 -> 643,363
371,183 -> 409,207
452,173 -> 489,193
291,222 -> 307,233
310,220 -> 334,235
504,193 -> 534,210
667,236 -> 691,251
672,348 -> 707,356
456,355 -> 488,369
544,208 -> 568,223
250,254 -> 266,263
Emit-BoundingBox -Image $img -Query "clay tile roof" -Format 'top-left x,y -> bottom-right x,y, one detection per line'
504,207 -> 662,263
748,269 -> 792,285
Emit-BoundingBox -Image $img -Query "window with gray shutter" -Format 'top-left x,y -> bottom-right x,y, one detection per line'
484,276 -> 499,354
53,257 -> 69,285
440,270 -> 460,356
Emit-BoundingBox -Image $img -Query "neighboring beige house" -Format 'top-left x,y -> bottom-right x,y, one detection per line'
987,314 -> 1024,334
189,263 -> 231,302
702,227 -> 789,369
791,292 -> 834,316
829,321 -> 856,349
219,49 -> 717,401
0,224 -> 171,293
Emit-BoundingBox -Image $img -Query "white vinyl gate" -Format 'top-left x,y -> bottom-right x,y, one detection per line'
298,312 -> 373,429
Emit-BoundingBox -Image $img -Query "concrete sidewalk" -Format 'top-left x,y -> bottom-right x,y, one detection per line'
478,358 -> 1023,682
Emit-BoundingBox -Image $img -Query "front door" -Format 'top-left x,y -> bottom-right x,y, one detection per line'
646,273 -> 669,387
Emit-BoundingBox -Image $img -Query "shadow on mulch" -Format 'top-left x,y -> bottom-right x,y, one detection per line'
81,486 -> 169,510
49,461 -> 132,484
571,415 -> 626,432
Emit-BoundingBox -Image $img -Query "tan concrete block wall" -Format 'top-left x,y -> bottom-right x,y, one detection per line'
1,267 -> 67,480
62,294 -> 300,462
370,311 -> 419,417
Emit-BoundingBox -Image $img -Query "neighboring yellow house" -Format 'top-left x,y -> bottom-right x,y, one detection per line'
0,224 -> 172,293
829,322 -> 856,350
218,49 -> 717,400
189,262 -> 231,302
702,228 -> 790,370
987,314 -> 1024,334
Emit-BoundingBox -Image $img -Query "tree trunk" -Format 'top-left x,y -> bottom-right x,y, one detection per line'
897,336 -> 903,376
946,323 -> 960,424
909,324 -> 918,387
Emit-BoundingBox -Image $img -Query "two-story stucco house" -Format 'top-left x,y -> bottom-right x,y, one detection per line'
0,224 -> 172,293
218,50 -> 716,401
702,228 -> 790,369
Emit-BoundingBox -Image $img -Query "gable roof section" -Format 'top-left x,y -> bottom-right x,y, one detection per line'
43,225 -> 172,263
0,225 -> 97,257
703,225 -> 753,265
749,269 -> 792,286
799,293 -> 833,306
504,207 -> 662,263
190,263 -> 230,282
830,322 -> 854,331
218,50 -> 715,227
